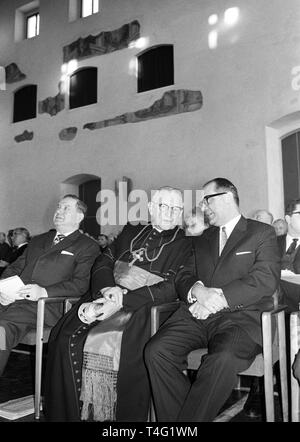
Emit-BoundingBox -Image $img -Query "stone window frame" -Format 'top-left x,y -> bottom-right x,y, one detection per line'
15,1 -> 40,42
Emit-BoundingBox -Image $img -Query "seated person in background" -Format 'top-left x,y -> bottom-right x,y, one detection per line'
6,229 -> 14,249
0,233 -> 13,277
0,194 -> 100,377
273,218 -> 288,237
252,209 -> 274,225
43,186 -> 192,422
0,228 -> 31,273
97,233 -> 109,252
277,199 -> 300,312
184,207 -> 208,237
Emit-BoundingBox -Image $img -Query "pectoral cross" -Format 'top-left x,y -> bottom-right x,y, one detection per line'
129,249 -> 145,267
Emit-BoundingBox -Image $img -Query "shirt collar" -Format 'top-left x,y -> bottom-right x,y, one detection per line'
56,230 -> 76,237
220,214 -> 241,238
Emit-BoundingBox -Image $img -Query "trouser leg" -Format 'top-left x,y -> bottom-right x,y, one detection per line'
178,318 -> 261,422
145,305 -> 207,422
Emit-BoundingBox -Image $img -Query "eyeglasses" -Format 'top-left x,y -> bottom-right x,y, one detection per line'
201,192 -> 228,206
154,203 -> 183,216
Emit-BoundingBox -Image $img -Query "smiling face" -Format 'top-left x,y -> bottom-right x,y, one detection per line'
53,197 -> 84,234
201,182 -> 239,227
149,188 -> 183,231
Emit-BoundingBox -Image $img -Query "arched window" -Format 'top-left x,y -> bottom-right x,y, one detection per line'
13,84 -> 37,122
137,44 -> 174,93
69,67 -> 97,109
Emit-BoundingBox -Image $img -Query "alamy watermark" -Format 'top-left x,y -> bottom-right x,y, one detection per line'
96,182 -> 204,226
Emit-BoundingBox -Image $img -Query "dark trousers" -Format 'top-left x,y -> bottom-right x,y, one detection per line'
0,300 -> 61,376
145,304 -> 261,422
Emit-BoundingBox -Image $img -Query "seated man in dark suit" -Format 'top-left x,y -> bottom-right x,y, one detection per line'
0,227 -> 30,274
277,199 -> 300,312
0,194 -> 100,376
145,177 -> 280,422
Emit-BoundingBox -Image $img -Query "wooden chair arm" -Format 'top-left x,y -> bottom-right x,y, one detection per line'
151,301 -> 180,336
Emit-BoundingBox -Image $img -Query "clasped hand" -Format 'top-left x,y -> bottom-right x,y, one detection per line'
0,284 -> 47,306
189,284 -> 228,320
88,286 -> 125,321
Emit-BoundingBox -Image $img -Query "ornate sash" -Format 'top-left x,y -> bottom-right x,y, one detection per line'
80,261 -> 163,421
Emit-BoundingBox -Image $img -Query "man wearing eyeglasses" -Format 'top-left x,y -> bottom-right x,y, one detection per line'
278,199 -> 300,312
145,177 -> 280,422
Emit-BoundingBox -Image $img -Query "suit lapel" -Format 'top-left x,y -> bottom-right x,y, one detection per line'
216,216 -> 247,267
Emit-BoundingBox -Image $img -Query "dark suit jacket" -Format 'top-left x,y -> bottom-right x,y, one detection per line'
1,230 -> 100,326
277,234 -> 300,272
176,216 -> 281,345
2,230 -> 100,298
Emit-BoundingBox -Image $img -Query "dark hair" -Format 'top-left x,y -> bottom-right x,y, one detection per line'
204,177 -> 239,206
62,194 -> 87,216
285,199 -> 300,216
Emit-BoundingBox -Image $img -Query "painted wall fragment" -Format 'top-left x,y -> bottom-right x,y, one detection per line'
14,130 -> 34,142
63,20 -> 140,62
83,89 -> 203,131
5,63 -> 26,83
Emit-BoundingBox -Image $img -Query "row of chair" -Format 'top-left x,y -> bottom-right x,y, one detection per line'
16,289 -> 300,421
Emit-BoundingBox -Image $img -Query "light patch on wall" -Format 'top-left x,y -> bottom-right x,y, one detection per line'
129,36 -> 149,50
208,30 -> 218,49
291,66 -> 300,91
224,7 -> 239,26
60,59 -> 78,93
208,14 -> 218,25
128,58 -> 138,77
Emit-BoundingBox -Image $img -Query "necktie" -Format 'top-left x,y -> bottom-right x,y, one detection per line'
53,233 -> 65,245
286,238 -> 298,255
219,226 -> 228,255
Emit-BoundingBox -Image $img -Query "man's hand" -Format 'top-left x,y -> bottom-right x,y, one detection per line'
189,301 -> 211,320
17,284 -> 48,302
0,291 -> 14,306
191,283 -> 228,315
101,286 -> 126,307
92,298 -> 122,321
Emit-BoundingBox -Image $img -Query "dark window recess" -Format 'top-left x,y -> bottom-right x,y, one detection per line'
79,179 -> 101,238
13,85 -> 37,123
282,131 -> 300,207
138,45 -> 174,93
69,67 -> 97,109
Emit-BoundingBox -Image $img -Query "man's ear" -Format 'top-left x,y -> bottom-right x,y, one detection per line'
78,212 -> 84,225
285,214 -> 290,224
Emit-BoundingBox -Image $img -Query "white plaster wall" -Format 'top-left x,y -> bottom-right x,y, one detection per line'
0,0 -> 300,234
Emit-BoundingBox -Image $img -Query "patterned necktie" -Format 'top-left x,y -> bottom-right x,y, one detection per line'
286,238 -> 299,255
53,233 -> 65,245
219,226 -> 228,255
